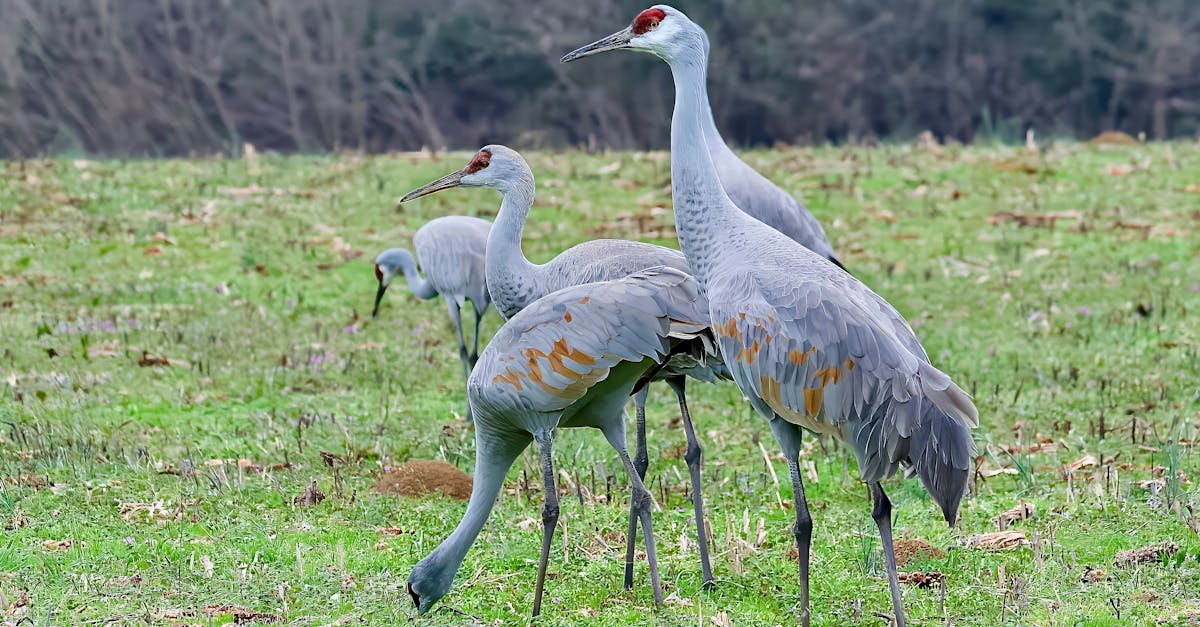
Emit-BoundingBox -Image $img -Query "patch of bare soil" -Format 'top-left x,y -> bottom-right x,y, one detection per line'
1088,130 -> 1138,145
894,538 -> 946,567
372,460 -> 472,501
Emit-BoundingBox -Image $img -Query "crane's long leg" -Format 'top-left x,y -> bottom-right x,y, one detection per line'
531,430 -> 560,618
602,418 -> 663,607
769,417 -> 812,627
445,299 -> 473,422
666,375 -> 714,588
870,482 -> 906,627
445,299 -> 471,382
469,303 -> 484,371
623,385 -> 650,589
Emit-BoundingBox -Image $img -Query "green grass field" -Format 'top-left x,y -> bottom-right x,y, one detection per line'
2,142 -> 1199,626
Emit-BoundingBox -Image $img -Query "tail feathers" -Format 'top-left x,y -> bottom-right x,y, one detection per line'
908,387 -> 977,526
849,364 -> 978,526
827,255 -> 849,274
918,362 -> 979,427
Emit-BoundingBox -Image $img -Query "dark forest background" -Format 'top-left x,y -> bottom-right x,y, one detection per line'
1,0 -> 1198,157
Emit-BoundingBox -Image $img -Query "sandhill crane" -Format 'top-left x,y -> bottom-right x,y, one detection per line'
405,267 -> 711,616
563,7 -> 978,626
373,215 -> 492,420
562,15 -> 843,271
402,146 -> 722,587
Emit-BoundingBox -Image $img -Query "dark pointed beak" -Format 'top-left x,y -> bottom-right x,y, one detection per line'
401,170 -> 465,203
407,582 -> 422,611
371,282 -> 388,319
561,27 -> 634,63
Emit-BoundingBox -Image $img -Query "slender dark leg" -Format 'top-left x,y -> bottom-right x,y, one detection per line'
469,304 -> 484,371
603,420 -> 663,607
633,387 -> 650,479
666,375 -> 713,588
769,418 -> 812,627
532,430 -> 560,617
623,385 -> 650,589
870,482 -> 906,627
445,300 -> 471,382
445,300 -> 473,422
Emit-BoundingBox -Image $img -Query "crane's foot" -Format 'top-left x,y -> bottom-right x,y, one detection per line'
632,488 -> 664,607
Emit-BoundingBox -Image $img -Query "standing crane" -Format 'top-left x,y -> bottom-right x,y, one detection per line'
562,13 -> 843,271
401,146 -> 723,588
563,7 -> 978,626
405,267 -> 712,616
372,215 -> 492,420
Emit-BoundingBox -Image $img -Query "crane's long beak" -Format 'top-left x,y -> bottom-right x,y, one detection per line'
560,27 -> 634,63
371,282 -> 388,319
401,170 -> 465,203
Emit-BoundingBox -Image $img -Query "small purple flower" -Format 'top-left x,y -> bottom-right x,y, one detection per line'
342,324 -> 358,334
309,353 -> 325,365
1192,283 -> 1199,294
1077,306 -> 1092,317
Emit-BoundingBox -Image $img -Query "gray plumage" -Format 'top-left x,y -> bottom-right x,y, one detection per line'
373,215 -> 492,420
702,102 -> 841,267
563,6 -> 977,626
405,267 -> 709,616
401,144 -> 726,586
563,10 -> 841,269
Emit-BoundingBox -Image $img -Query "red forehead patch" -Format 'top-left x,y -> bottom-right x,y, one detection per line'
633,8 -> 665,35
465,150 -> 491,174
374,264 -> 383,282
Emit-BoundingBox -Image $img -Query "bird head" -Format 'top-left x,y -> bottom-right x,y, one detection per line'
401,145 -> 532,200
371,248 -> 414,319
406,549 -> 455,615
560,5 -> 703,64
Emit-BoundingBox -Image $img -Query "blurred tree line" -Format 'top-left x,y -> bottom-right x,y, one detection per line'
1,0 -> 1197,157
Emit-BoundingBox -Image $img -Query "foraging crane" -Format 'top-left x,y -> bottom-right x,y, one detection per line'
405,267 -> 711,616
372,215 -> 492,420
401,146 -> 722,587
563,7 -> 978,626
563,14 -> 843,271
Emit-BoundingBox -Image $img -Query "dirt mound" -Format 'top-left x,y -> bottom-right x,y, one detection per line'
1088,130 -> 1138,145
894,538 -> 946,567
372,460 -> 472,501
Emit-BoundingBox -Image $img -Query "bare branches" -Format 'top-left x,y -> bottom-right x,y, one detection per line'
0,0 -> 1198,156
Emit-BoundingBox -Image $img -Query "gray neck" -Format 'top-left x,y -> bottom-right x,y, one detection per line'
667,34 -> 748,281
486,177 -> 546,317
413,440 -> 510,601
698,76 -> 736,163
399,253 -> 437,300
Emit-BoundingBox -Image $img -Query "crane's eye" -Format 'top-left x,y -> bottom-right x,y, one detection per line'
465,152 -> 491,174
633,8 -> 666,35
